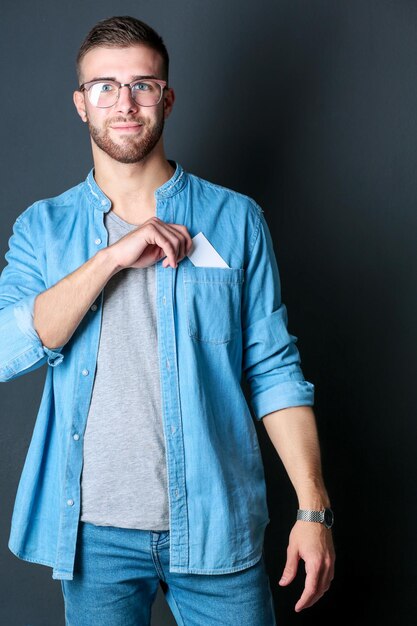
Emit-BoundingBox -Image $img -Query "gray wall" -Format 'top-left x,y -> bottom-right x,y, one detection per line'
1,1 -> 416,624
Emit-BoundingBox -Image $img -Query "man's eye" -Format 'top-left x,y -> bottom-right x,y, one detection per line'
132,82 -> 150,92
99,83 -> 115,92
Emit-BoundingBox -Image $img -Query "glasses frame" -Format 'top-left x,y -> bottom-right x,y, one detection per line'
78,78 -> 168,108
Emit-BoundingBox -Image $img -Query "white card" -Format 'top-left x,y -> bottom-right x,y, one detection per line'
187,232 -> 230,268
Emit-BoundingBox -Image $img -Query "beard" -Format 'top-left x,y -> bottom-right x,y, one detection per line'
87,113 -> 165,164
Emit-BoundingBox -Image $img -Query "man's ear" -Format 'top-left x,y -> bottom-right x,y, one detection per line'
73,90 -> 88,122
163,87 -> 175,120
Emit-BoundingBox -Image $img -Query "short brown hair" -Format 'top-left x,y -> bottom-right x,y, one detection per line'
76,16 -> 169,84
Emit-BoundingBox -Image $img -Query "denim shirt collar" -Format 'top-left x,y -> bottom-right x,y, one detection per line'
85,159 -> 187,212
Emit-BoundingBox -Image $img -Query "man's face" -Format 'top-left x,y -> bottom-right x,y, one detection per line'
73,45 -> 173,164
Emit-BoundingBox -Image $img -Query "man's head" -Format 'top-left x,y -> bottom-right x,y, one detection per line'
73,16 -> 174,165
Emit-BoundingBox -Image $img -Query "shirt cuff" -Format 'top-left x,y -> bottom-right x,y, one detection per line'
14,294 -> 64,367
251,380 -> 315,420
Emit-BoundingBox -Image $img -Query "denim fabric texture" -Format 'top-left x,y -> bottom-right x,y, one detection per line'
61,521 -> 277,625
0,160 -> 314,580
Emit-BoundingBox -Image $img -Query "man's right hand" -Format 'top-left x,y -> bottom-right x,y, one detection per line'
108,216 -> 193,272
33,217 -> 193,350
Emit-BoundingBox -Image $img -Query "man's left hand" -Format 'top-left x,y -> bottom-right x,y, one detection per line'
278,521 -> 335,612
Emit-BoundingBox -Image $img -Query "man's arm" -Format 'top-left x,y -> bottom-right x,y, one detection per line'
0,215 -> 191,380
34,217 -> 192,349
33,248 -> 119,350
262,405 -> 335,613
237,201 -> 334,612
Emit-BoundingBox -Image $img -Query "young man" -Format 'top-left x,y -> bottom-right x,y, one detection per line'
0,15 -> 335,625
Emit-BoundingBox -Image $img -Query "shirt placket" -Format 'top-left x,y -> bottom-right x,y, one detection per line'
54,206 -> 110,578
156,194 -> 189,572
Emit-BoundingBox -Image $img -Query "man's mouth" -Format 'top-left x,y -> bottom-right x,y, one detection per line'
110,123 -> 144,132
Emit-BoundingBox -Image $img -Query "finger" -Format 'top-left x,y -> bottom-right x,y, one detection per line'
152,220 -> 193,257
295,554 -> 335,611
152,222 -> 188,268
294,561 -> 322,612
154,221 -> 183,262
279,547 -> 300,586
162,223 -> 193,260
154,221 -> 191,264
152,230 -> 179,268
320,556 -> 335,595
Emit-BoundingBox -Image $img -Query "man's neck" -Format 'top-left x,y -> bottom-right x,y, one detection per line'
92,152 -> 175,224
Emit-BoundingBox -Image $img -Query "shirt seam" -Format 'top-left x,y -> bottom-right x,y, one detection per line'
87,174 -> 101,203
157,168 -> 185,196
14,208 -> 44,285
247,200 -> 263,259
2,344 -> 43,375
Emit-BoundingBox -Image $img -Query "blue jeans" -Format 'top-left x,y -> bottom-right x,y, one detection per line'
60,521 -> 277,626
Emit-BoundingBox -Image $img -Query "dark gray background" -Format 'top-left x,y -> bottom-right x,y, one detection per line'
1,0 -> 415,624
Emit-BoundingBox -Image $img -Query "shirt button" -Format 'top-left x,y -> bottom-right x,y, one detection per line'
162,295 -> 166,306
82,369 -> 89,376
90,304 -> 98,311
67,499 -> 74,506
73,433 -> 80,441
166,359 -> 170,370
95,238 -> 102,245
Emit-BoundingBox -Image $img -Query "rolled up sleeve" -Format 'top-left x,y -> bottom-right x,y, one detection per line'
241,203 -> 314,420
0,214 -> 64,382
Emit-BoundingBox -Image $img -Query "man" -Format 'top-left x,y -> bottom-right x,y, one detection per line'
0,15 -> 335,625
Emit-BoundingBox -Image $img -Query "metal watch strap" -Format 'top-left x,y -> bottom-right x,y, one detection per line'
297,509 -> 324,523
297,508 -> 334,529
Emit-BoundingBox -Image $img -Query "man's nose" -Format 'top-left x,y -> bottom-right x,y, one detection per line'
115,85 -> 139,114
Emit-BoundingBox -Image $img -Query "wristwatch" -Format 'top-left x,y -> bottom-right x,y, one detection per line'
296,507 -> 334,529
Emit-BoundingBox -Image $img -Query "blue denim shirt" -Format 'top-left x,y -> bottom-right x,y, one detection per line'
0,160 -> 314,580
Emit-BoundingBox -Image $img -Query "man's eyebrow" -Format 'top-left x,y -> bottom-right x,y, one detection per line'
86,74 -> 160,82
131,74 -> 160,80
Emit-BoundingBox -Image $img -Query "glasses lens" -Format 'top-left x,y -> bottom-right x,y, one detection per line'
85,80 -> 163,107
88,82 -> 118,107
131,81 -> 162,106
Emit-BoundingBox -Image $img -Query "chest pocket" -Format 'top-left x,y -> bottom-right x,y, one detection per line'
183,265 -> 245,344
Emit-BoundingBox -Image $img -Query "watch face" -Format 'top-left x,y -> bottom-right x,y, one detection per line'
324,508 -> 334,528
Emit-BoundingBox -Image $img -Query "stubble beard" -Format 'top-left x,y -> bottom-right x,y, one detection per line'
87,113 -> 165,164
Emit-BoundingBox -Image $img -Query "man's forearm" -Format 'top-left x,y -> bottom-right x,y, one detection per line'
262,405 -> 330,509
34,248 -> 120,350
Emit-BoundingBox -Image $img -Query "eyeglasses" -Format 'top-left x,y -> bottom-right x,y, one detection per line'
78,78 -> 167,108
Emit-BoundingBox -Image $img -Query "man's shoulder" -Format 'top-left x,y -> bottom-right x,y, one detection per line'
187,170 -> 263,216
16,179 -> 87,227
31,178 -> 85,210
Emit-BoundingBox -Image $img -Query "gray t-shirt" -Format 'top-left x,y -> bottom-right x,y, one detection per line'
80,209 -> 169,530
